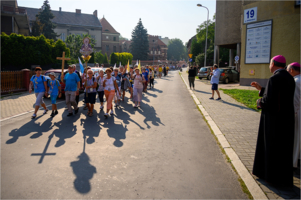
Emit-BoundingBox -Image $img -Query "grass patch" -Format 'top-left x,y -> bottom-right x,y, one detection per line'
220,89 -> 259,111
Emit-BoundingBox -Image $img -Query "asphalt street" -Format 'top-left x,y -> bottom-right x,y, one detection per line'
1,70 -> 247,199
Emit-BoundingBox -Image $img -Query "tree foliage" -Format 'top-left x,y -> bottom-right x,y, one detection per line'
94,51 -> 104,64
65,33 -> 96,63
167,38 -> 186,61
110,52 -> 133,66
1,32 -> 69,70
103,53 -> 109,64
31,0 -> 59,40
130,18 -> 149,60
191,13 -> 232,67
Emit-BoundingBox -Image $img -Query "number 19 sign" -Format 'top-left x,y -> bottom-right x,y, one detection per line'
244,7 -> 257,24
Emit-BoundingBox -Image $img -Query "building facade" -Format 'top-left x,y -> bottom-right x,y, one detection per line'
21,7 -> 102,50
215,0 -> 300,86
1,0 -> 31,36
99,17 -> 120,57
148,35 -> 168,62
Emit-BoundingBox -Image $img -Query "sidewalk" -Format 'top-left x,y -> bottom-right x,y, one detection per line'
0,92 -> 65,120
182,71 -> 300,199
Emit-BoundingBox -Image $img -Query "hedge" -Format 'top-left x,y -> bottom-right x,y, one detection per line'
110,52 -> 133,66
1,32 -> 70,70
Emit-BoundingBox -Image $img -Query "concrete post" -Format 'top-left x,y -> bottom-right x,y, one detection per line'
22,69 -> 30,91
215,46 -> 220,67
229,49 -> 234,67
236,43 -> 241,72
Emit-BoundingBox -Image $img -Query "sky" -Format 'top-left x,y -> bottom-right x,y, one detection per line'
18,0 -> 216,44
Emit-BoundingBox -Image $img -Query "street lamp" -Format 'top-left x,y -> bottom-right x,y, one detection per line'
197,4 -> 209,67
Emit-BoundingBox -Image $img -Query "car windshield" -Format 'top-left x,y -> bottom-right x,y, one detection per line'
200,68 -> 208,72
44,72 -> 61,80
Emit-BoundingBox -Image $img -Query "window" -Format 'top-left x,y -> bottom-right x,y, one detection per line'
158,51 -> 161,54
106,45 -> 109,52
60,33 -> 65,41
113,46 -> 116,52
113,37 -> 116,41
106,36 -> 109,39
151,51 -> 153,54
154,51 -> 157,54
232,70 -> 238,74
91,35 -> 95,40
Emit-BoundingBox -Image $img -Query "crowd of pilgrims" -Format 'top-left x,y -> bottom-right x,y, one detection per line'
29,64 -> 174,119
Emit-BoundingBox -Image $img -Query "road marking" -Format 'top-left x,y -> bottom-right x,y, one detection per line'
179,72 -> 267,200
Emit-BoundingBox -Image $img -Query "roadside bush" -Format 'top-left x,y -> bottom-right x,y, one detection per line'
1,32 -> 70,71
109,52 -> 133,66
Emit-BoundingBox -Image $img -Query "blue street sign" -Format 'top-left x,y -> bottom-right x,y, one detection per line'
189,58 -> 193,62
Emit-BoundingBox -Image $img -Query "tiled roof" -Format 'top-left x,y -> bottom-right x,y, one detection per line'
20,7 -> 102,28
99,17 -> 119,34
157,38 -> 167,47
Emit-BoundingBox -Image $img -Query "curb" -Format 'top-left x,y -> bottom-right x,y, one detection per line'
180,72 -> 267,200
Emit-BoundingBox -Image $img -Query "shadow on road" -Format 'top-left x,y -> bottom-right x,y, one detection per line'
6,115 -> 51,144
194,89 -> 212,95
70,135 -> 97,194
80,114 -> 101,144
221,100 -> 257,112
137,103 -> 164,129
101,117 -> 128,147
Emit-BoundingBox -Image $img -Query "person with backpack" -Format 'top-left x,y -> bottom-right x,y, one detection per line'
96,68 -> 105,110
46,72 -> 62,117
83,69 -> 97,117
132,68 -> 145,108
113,68 -> 122,107
103,68 -> 120,118
29,67 -> 49,118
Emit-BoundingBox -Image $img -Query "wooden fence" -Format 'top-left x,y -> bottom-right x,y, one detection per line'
1,71 -> 25,93
1,70 -> 47,94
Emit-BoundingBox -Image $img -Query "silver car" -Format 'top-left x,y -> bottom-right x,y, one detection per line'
198,67 -> 211,80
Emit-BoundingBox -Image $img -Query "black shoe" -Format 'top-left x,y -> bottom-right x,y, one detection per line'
54,110 -> 58,115
67,113 -> 73,117
50,112 -> 54,117
209,97 -> 214,100
75,108 -> 79,114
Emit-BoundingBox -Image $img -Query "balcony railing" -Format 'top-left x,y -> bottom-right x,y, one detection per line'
1,5 -> 27,15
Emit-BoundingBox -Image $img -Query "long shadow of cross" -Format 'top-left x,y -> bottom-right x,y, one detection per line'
31,133 -> 56,164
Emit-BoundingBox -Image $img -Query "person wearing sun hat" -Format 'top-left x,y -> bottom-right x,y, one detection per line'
46,72 -> 61,117
251,55 -> 296,186
287,62 -> 301,168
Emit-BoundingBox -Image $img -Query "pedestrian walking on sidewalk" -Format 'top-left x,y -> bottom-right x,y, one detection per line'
188,66 -> 196,90
46,72 -> 61,117
84,69 -> 97,117
103,68 -> 120,118
96,69 -> 105,110
63,65 -> 80,116
209,64 -> 221,100
251,55 -> 295,186
29,66 -> 49,118
287,62 -> 301,168
132,68 -> 145,108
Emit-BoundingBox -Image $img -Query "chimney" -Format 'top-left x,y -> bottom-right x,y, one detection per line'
59,7 -> 61,11
93,10 -> 97,17
76,9 -> 81,14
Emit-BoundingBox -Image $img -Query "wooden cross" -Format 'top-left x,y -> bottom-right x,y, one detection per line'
31,133 -> 56,164
57,51 -> 71,82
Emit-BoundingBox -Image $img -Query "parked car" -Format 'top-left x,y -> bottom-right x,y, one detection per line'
198,67 -> 211,80
219,68 -> 239,83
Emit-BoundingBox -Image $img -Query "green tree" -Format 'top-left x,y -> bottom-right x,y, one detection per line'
103,53 -> 109,64
65,33 -> 96,63
130,18 -> 149,60
167,38 -> 186,61
94,51 -> 104,64
190,38 -> 203,63
33,0 -> 59,40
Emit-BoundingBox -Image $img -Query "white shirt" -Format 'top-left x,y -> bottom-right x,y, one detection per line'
294,74 -> 300,114
97,76 -> 106,91
210,68 -> 220,84
104,76 -> 116,91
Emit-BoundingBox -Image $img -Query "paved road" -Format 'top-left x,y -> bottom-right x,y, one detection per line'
1,71 -> 246,199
